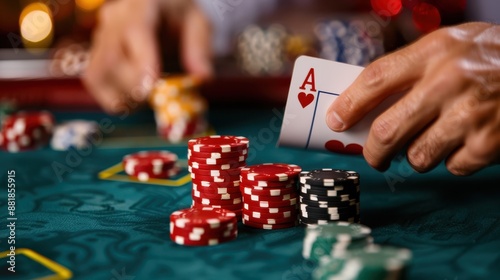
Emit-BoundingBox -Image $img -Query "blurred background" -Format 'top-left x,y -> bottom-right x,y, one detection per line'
0,0 -> 468,109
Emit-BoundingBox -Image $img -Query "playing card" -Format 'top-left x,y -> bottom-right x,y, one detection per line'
278,56 -> 397,154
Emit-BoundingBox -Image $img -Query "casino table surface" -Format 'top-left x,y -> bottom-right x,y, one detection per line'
0,106 -> 499,280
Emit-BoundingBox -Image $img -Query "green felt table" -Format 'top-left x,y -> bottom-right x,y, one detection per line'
0,107 -> 499,280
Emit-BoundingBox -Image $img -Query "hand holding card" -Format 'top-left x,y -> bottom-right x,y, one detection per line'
278,56 -> 398,154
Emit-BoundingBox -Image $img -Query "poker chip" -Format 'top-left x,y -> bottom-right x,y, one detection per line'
192,179 -> 240,188
188,155 -> 246,165
242,192 -> 298,202
240,186 -> 296,196
244,202 -> 298,212
50,120 -> 99,151
243,214 -> 297,225
192,189 -> 241,200
193,183 -> 241,194
0,111 -> 54,152
312,245 -> 412,280
169,207 -> 238,246
242,218 -> 298,230
191,173 -> 240,183
240,163 -> 302,182
188,149 -> 248,159
240,178 -> 296,187
122,150 -> 179,181
188,166 -> 241,177
303,222 -> 372,262
192,196 -> 242,206
299,169 -> 359,186
242,209 -> 298,220
299,169 -> 361,225
188,135 -> 249,153
189,160 -> 246,170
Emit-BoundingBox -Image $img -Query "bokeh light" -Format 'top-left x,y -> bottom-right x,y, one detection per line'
75,0 -> 105,11
19,3 -> 53,48
412,2 -> 441,33
371,0 -> 403,17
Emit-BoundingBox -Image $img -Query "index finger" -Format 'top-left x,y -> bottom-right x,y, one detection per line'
326,38 -> 431,132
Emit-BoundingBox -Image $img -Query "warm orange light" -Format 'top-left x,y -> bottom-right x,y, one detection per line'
19,3 -> 53,47
75,0 -> 104,11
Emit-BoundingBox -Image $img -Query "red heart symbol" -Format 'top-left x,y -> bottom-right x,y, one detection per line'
298,92 -> 314,108
325,140 -> 363,155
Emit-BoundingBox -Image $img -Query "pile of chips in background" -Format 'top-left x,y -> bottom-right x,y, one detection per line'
149,76 -> 209,143
0,111 -> 54,152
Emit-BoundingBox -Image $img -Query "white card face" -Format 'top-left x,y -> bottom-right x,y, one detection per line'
278,56 -> 397,154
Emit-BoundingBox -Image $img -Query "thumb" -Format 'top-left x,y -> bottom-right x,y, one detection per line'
181,4 -> 213,80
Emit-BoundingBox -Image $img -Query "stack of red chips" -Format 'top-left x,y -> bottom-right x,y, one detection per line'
240,163 -> 302,229
188,135 -> 249,218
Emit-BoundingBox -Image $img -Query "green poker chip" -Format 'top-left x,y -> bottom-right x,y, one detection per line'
303,222 -> 372,261
313,245 -> 412,280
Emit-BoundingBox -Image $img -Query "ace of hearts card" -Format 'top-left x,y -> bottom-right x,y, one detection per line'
278,56 -> 397,155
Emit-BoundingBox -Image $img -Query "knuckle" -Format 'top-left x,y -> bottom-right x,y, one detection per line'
407,148 -> 428,172
371,117 -> 396,146
361,59 -> 387,89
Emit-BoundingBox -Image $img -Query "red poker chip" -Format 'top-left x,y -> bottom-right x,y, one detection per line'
243,214 -> 298,225
240,163 -> 302,182
191,173 -> 240,183
189,160 -> 245,170
240,178 -> 296,187
170,207 -> 237,228
243,197 -> 297,208
241,219 -> 298,230
242,192 -> 298,202
170,219 -> 237,234
192,202 -> 243,211
128,167 -> 181,181
243,203 -> 298,213
170,226 -> 238,240
188,135 -> 249,153
188,155 -> 246,165
124,150 -> 178,171
189,166 -> 241,177
192,196 -> 242,206
193,183 -> 241,194
192,189 -> 242,200
188,149 -> 248,159
240,186 -> 297,197
242,209 -> 298,220
191,179 -> 240,188
170,232 -> 237,246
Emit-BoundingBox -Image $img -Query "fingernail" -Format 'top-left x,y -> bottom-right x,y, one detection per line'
327,111 -> 344,131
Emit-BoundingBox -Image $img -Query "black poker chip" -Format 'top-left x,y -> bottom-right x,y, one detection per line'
300,193 -> 359,202
300,184 -> 360,196
299,169 -> 359,187
299,197 -> 357,207
300,204 -> 359,215
299,216 -> 359,225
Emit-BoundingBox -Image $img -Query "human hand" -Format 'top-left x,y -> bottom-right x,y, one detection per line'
83,0 -> 213,114
326,22 -> 500,176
